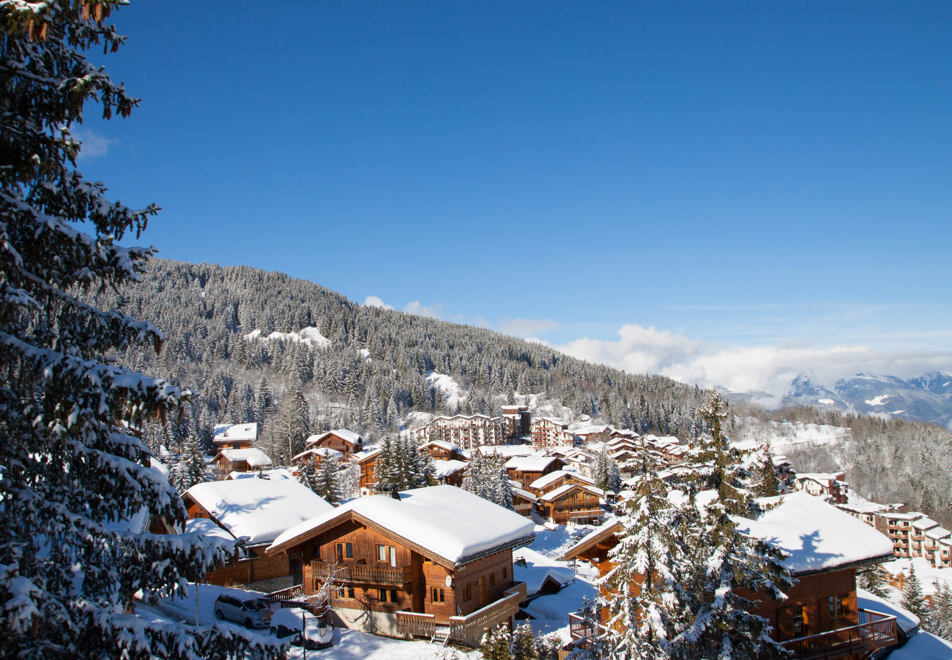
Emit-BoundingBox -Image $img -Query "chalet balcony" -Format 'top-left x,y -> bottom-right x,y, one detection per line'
568,611 -> 607,640
781,608 -> 897,660
311,560 -> 412,586
396,582 -> 527,647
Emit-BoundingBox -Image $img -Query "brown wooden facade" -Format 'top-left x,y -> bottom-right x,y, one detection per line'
539,484 -> 604,525
307,430 -> 364,459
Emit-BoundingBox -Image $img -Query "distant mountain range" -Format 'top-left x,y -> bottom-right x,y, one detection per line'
777,372 -> 952,429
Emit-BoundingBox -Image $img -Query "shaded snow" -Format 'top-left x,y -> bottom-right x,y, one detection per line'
426,372 -> 467,408
887,632 -> 952,659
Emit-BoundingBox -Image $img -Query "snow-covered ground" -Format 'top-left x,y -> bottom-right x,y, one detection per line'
140,583 -> 480,659
731,416 -> 851,453
881,557 -> 952,598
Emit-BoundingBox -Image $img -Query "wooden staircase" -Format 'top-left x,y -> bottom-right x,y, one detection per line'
430,625 -> 450,646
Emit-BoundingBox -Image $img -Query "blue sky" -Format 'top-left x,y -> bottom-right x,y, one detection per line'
79,1 -> 952,394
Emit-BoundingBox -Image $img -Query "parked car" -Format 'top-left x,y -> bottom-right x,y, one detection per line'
269,607 -> 333,650
213,593 -> 272,628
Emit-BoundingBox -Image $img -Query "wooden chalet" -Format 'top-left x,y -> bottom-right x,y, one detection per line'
183,476 -> 334,588
354,447 -> 382,494
304,429 -> 364,459
266,485 -> 533,647
212,447 -> 272,476
527,469 -> 596,497
418,439 -> 469,462
538,483 -> 604,525
213,422 -> 258,449
291,446 -> 342,470
794,472 -> 849,505
432,459 -> 468,487
505,455 -> 566,489
562,493 -> 898,660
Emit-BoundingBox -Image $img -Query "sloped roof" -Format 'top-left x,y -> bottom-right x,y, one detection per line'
213,422 -> 258,444
505,455 -> 563,472
540,482 -> 603,502
306,429 -> 362,447
529,469 -> 594,491
269,485 -> 534,567
185,477 -> 334,546
217,447 -> 272,467
736,492 -> 894,575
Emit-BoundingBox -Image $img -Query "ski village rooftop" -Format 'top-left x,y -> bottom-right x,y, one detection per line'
147,409 -> 952,658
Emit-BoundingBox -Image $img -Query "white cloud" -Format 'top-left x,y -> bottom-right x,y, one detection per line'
72,126 -> 117,160
498,318 -> 559,338
362,295 -> 393,310
556,323 -> 952,405
403,300 -> 442,319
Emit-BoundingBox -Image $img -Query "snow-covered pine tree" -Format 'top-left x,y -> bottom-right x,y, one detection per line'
858,566 -> 888,598
902,564 -> 928,621
664,392 -> 792,659
752,441 -> 781,497
314,453 -> 341,504
599,436 -> 682,658
169,435 -> 210,493
0,2 -> 280,656
927,580 -> 952,640
374,435 -> 431,493
593,445 -> 622,495
463,451 -> 514,509
297,458 -> 321,494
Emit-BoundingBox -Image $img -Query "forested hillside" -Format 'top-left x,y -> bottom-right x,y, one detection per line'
91,259 -> 952,526
92,259 -> 709,460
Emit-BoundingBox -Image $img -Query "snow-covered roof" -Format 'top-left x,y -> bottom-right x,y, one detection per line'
837,500 -> 889,515
505,455 -> 563,472
561,517 -> 621,560
878,511 -> 924,522
540,483 -> 603,503
269,485 -> 534,567
912,517 -> 939,532
511,486 -> 536,501
226,468 -> 293,481
306,429 -> 362,446
513,547 -> 575,596
291,447 -> 342,463
185,517 -> 238,544
926,527 -> 951,541
529,470 -> 593,491
796,472 -> 844,485
477,444 -> 536,458
736,493 -> 894,575
185,477 -> 334,546
217,447 -> 272,468
353,447 -> 382,463
213,422 -> 258,444
433,459 -> 468,479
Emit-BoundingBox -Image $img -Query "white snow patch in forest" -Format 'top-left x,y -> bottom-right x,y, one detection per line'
426,372 -> 467,408
730,417 -> 851,452
358,348 -> 371,361
244,326 -> 330,349
818,398 -> 835,405
865,395 -> 890,406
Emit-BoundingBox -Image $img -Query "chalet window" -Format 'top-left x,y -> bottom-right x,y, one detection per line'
489,572 -> 496,587
376,544 -> 397,566
336,542 -> 353,560
336,584 -> 354,599
792,610 -> 804,636
431,587 -> 445,603
463,583 -> 472,600
503,567 -> 508,579
378,588 -> 399,603
828,594 -> 849,619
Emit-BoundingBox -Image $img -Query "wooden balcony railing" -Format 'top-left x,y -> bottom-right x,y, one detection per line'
782,608 -> 897,660
448,582 -> 527,647
568,611 -> 607,640
395,610 -> 436,638
310,560 -> 412,585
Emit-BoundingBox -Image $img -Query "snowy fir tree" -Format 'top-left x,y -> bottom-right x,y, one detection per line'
314,454 -> 342,504
297,459 -> 321,494
663,391 -> 792,659
592,445 -> 623,495
0,2 -> 280,657
927,580 -> 952,640
599,436 -> 683,658
462,451 -> 514,510
373,435 -> 433,493
901,564 -> 928,622
858,567 -> 889,598
751,441 -> 781,497
169,435 -> 210,493
480,623 -> 552,660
